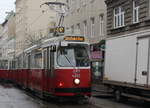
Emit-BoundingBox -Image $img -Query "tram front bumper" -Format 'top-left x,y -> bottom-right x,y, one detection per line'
54,87 -> 91,97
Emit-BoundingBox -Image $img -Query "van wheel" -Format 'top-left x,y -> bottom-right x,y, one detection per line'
114,90 -> 122,102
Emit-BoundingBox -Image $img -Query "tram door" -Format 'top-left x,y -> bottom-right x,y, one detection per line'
43,48 -> 49,92
43,47 -> 55,92
48,48 -> 55,92
27,54 -> 31,87
136,37 -> 149,86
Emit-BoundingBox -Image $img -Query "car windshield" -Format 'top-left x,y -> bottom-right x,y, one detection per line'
57,44 -> 90,67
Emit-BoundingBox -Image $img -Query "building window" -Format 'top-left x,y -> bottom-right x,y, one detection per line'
82,0 -> 86,6
91,18 -> 95,38
68,0 -> 71,13
90,0 -> 95,3
99,14 -> 104,36
66,0 -> 69,4
70,0 -> 75,13
71,25 -> 74,34
133,0 -> 139,23
66,0 -> 69,10
114,7 -> 125,28
77,23 -> 81,34
83,20 -> 87,36
76,0 -> 80,10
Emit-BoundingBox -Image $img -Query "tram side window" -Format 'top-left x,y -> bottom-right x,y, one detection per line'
12,60 -> 16,69
27,54 -> 31,69
9,61 -> 12,69
17,58 -> 20,69
16,58 -> 19,69
0,60 -> 8,69
23,54 -> 27,69
17,55 -> 24,69
33,53 -> 42,69
49,48 -> 55,77
43,49 -> 48,69
10,60 -> 15,69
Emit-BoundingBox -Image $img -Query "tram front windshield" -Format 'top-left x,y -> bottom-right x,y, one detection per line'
57,44 -> 90,67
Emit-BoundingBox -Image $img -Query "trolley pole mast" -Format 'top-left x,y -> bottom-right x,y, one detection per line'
40,1 -> 69,36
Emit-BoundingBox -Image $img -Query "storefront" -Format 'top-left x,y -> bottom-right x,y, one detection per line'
90,41 -> 105,84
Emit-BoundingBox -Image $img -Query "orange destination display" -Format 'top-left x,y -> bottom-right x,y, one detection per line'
64,36 -> 85,42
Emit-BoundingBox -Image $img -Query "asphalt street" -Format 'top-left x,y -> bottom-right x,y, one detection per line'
0,83 -> 149,108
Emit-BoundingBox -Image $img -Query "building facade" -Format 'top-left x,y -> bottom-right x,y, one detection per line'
106,0 -> 150,37
64,0 -> 107,83
15,0 -> 27,53
15,0 -> 62,53
6,11 -> 16,59
0,12 -> 16,69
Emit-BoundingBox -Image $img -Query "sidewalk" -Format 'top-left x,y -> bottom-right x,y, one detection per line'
91,84 -> 142,108
92,83 -> 107,92
92,83 -> 112,97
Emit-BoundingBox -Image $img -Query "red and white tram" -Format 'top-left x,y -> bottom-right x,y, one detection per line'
8,35 -> 91,98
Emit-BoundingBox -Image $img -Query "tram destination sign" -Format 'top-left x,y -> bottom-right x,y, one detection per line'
64,36 -> 85,42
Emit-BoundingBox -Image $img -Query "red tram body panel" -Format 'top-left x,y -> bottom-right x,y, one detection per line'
53,69 -> 91,97
0,70 -> 8,80
19,69 -> 29,87
29,69 -> 43,91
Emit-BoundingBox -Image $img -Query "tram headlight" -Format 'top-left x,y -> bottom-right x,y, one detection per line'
74,79 -> 80,85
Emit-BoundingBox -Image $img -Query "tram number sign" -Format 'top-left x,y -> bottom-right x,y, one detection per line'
50,27 -> 65,33
55,27 -> 65,33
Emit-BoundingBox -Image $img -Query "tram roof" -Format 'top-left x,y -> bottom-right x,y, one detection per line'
24,45 -> 38,53
19,34 -> 88,54
41,34 -> 86,47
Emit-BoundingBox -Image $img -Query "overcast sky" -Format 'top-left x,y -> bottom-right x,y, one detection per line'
0,0 -> 15,24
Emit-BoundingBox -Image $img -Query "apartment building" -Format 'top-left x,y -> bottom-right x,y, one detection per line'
106,0 -> 150,37
15,0 -> 62,53
7,11 -> 16,39
64,0 -> 107,83
0,12 -> 15,61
